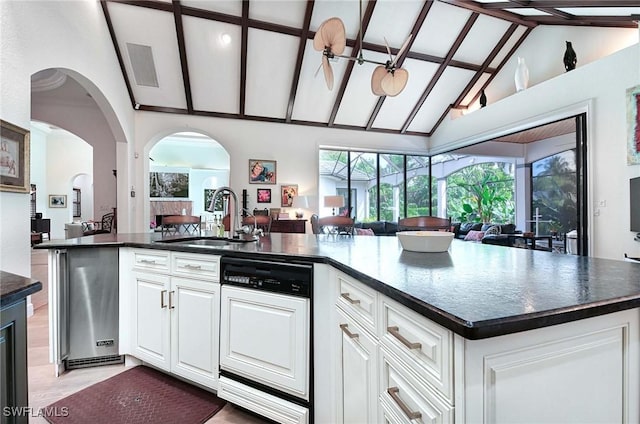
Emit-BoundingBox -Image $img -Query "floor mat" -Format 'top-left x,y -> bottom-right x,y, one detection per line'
44,366 -> 226,424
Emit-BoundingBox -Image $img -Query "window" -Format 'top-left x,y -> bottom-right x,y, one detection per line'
73,188 -> 81,218
30,184 -> 36,218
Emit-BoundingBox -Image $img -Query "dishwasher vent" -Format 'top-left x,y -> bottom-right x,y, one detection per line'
66,355 -> 124,370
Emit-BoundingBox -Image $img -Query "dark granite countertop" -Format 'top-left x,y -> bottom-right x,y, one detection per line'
36,232 -> 640,339
1,271 -> 43,308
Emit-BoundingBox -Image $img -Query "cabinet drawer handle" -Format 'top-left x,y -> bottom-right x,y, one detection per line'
340,292 -> 361,305
184,264 -> 202,270
339,323 -> 359,339
387,326 -> 422,350
388,387 -> 421,420
160,290 -> 167,308
140,259 -> 157,264
169,291 -> 175,309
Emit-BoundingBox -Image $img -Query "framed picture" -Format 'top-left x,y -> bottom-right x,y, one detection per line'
257,188 -> 271,203
1,120 -> 30,193
281,184 -> 298,207
627,84 -> 640,165
249,159 -> 276,184
49,194 -> 67,208
150,172 -> 189,198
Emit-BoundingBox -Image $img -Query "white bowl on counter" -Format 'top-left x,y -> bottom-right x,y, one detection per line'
397,231 -> 454,252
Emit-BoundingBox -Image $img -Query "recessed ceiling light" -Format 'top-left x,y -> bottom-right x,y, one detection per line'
219,33 -> 232,47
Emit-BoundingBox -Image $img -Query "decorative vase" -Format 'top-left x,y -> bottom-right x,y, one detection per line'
480,90 -> 487,108
514,57 -> 529,92
563,41 -> 577,72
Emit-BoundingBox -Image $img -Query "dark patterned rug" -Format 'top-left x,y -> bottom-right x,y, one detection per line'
44,366 -> 226,424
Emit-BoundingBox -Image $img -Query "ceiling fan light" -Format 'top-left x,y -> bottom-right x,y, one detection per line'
380,68 -> 409,97
371,66 -> 387,96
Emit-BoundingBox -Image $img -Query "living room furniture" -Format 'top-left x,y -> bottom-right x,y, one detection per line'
270,219 -> 305,234
30,232 -> 43,246
353,220 -> 398,236
398,216 -> 452,231
161,215 -> 201,236
509,234 -> 553,251
315,215 -> 354,235
30,218 -> 50,240
243,214 -> 273,234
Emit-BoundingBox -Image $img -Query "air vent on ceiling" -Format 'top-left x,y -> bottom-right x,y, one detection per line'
126,43 -> 159,88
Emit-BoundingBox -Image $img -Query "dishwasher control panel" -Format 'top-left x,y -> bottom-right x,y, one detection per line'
222,257 -> 312,298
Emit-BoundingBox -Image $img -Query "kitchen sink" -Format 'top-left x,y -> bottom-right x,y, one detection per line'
154,236 -> 257,247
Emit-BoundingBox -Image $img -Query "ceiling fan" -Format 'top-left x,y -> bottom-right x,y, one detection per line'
313,2 -> 412,97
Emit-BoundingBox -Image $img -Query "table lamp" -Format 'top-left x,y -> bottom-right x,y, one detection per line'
324,195 -> 344,216
291,196 -> 309,219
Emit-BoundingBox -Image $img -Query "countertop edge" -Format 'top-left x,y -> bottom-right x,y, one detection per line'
1,271 -> 43,308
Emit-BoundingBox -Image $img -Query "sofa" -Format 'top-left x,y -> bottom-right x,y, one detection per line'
353,221 -> 398,236
454,222 -> 520,246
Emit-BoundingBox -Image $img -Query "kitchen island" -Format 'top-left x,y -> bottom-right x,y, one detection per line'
37,233 -> 640,423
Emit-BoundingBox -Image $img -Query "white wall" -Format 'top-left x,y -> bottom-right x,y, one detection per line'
0,0 -> 132,276
432,44 -> 640,260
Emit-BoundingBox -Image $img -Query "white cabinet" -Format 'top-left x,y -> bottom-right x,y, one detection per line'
127,249 -> 221,390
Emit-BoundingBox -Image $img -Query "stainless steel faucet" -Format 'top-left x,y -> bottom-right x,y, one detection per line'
208,186 -> 241,237
242,208 -> 263,237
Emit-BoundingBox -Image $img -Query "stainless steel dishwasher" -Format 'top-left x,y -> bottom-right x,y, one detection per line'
56,247 -> 123,369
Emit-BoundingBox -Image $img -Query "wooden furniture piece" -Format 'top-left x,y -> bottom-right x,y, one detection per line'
317,216 -> 354,235
30,218 -> 50,240
243,215 -> 273,234
398,216 -> 452,231
508,234 -> 553,251
161,215 -> 201,236
270,219 -> 307,234
30,232 -> 42,246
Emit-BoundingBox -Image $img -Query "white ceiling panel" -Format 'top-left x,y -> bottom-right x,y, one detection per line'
411,1 -> 473,58
245,29 -> 299,118
292,41 -> 353,123
489,25 -> 528,69
183,16 -> 240,114
371,59 -> 439,130
250,0 -> 307,27
505,8 -> 550,16
310,0 -> 372,39
454,15 -> 511,65
108,2 -> 187,109
406,67 -> 475,133
181,0 -> 242,16
364,0 -> 422,47
559,7 -> 640,16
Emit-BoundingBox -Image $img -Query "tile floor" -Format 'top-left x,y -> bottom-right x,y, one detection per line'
27,248 -> 266,424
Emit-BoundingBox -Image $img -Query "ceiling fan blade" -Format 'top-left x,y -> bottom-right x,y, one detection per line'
383,37 -> 393,62
381,68 -> 409,97
314,61 -> 323,78
371,65 -> 388,96
313,17 -> 346,55
391,34 -> 413,67
322,55 -> 334,90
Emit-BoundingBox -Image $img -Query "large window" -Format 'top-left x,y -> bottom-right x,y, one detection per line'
73,188 -> 81,218
532,150 -> 577,235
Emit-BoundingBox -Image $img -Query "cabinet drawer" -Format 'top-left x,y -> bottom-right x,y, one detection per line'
379,350 -> 453,424
336,271 -> 377,333
379,296 -> 453,401
132,249 -> 170,272
171,252 -> 220,281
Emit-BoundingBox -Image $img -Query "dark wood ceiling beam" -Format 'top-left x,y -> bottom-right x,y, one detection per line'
327,0 -> 377,127
427,26 -> 533,137
437,0 -> 537,27
526,16 -> 638,27
239,1 -> 249,117
172,0 -> 193,114
365,1 -> 434,131
401,13 -> 479,134
100,1 -> 136,108
286,1 -> 314,123
484,1 -> 640,9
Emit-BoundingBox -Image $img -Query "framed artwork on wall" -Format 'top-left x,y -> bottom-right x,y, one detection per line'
249,159 -> 276,184
281,184 -> 298,207
0,119 -> 30,193
49,194 -> 67,208
627,84 -> 640,165
150,172 -> 189,198
257,188 -> 271,203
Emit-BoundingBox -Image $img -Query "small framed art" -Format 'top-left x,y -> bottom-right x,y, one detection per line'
49,194 -> 67,208
249,159 -> 276,184
257,188 -> 272,203
1,119 -> 30,193
280,184 -> 298,207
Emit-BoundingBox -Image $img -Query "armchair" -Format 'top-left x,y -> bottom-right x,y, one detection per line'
398,216 -> 451,232
316,215 -> 355,235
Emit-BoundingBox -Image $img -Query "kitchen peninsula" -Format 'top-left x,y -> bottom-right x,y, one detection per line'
38,233 -> 640,423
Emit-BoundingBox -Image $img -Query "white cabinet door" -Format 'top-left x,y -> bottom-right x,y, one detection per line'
220,286 -> 310,400
336,308 -> 378,424
170,277 -> 220,389
131,271 -> 170,370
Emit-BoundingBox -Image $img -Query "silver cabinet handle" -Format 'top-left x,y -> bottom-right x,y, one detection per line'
184,264 -> 202,270
388,387 -> 421,420
340,292 -> 361,305
339,323 -> 359,339
140,259 -> 157,264
169,291 -> 175,309
160,290 -> 167,308
387,326 -> 421,350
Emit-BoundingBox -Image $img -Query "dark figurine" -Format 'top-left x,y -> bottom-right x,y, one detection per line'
564,41 -> 577,72
480,90 -> 487,108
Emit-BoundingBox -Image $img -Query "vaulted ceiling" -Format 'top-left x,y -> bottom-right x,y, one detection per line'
101,0 -> 639,138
